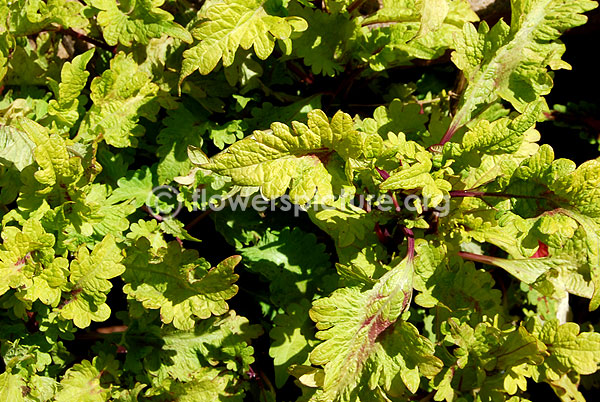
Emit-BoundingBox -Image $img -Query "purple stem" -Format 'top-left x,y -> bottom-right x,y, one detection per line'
402,227 -> 415,263
390,192 -> 401,212
449,190 -> 542,199
449,190 -> 487,197
458,251 -> 497,265
142,205 -> 163,222
376,168 -> 390,180
374,223 -> 391,244
439,122 -> 459,146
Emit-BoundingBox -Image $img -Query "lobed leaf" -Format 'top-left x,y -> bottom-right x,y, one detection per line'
87,0 -> 192,46
180,0 -> 307,80
123,238 -> 240,329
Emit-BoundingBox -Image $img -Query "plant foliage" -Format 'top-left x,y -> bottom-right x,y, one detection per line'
1,0 -> 600,400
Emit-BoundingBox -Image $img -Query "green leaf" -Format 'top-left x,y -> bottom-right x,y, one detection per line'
360,0 -> 478,71
87,0 -> 192,46
288,2 -> 356,76
6,0 -> 88,36
241,227 -> 332,306
123,239 -> 240,329
180,0 -> 307,79
47,49 -> 95,129
552,159 -> 600,220
204,109 -> 380,204
269,300 -> 316,388
21,257 -> 69,307
309,257 -> 414,400
160,218 -> 200,242
358,99 -> 429,139
460,101 -> 543,155
124,311 -> 261,393
412,241 -> 504,321
417,0 -> 449,39
0,218 -> 56,297
58,234 -> 125,328
107,166 -> 156,208
55,358 -> 110,402
156,105 -> 207,184
166,368 -> 245,402
495,146 -> 600,308
379,147 -> 451,207
20,119 -> 84,194
371,321 -> 443,395
209,119 -> 245,150
308,198 -> 387,277
449,0 -> 597,132
533,320 -> 600,377
0,372 -> 25,402
438,320 -> 547,400
0,124 -> 35,171
245,95 -> 322,131
459,239 -> 595,305
529,319 -> 600,401
78,52 -> 159,148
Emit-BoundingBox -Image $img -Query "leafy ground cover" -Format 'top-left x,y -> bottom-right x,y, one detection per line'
1,0 -> 600,401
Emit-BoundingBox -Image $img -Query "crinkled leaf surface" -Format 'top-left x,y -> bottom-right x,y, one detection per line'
123,238 -> 239,329
78,52 -> 159,148
204,109 -> 380,204
47,49 -> 95,129
0,219 -> 56,296
0,124 -> 35,171
533,320 -> 600,378
87,0 -> 192,46
180,0 -> 307,79
449,0 -> 597,131
58,234 -> 125,328
54,358 -> 110,402
309,257 -> 414,400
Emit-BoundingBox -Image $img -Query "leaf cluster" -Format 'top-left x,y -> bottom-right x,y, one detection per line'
1,0 -> 600,401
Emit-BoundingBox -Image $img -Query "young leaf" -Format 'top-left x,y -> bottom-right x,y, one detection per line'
47,49 -> 95,129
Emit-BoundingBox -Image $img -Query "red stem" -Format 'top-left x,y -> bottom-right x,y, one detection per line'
439,122 -> 459,145
458,251 -> 497,265
449,190 -> 543,200
390,192 -> 401,212
402,227 -> 415,263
